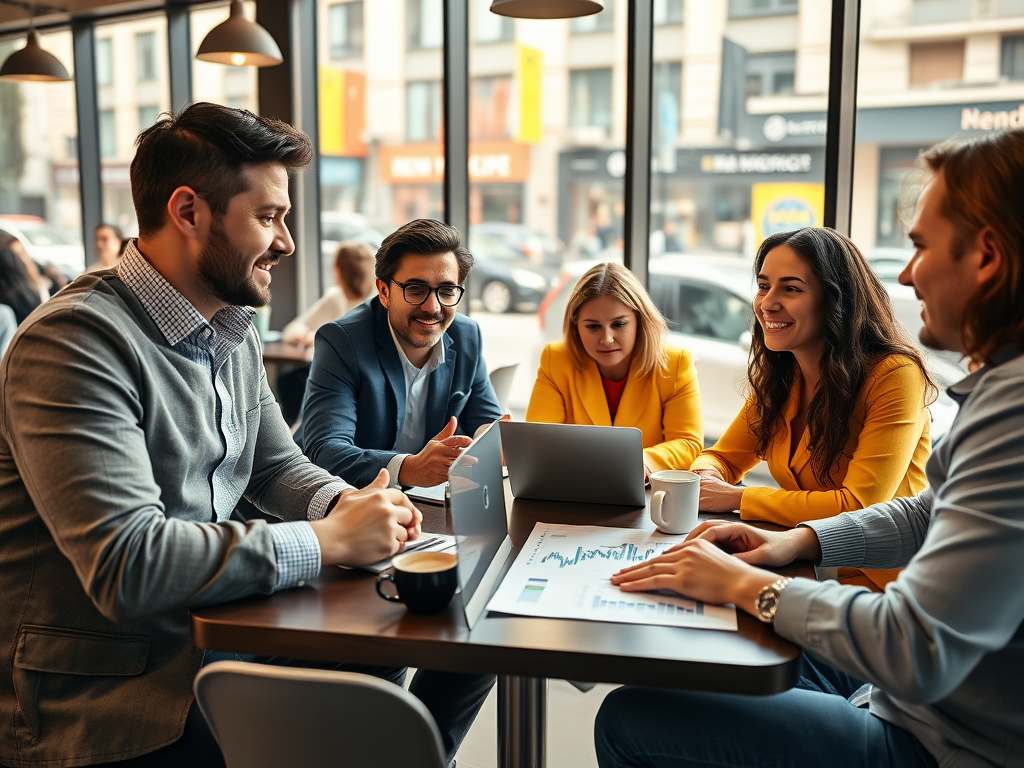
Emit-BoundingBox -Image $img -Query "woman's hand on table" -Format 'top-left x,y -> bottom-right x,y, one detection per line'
610,522 -> 822,616
696,472 -> 745,512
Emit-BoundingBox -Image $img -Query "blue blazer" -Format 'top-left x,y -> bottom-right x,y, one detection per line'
298,298 -> 502,487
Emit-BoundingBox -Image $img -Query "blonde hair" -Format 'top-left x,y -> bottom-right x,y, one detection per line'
563,262 -> 668,378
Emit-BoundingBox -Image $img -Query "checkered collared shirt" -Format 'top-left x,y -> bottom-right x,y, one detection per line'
118,242 -> 329,589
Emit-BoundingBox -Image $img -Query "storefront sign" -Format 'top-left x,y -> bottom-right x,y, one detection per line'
700,153 -> 813,174
751,182 -> 825,245
379,141 -> 530,184
960,104 -> 1024,131
762,114 -> 828,143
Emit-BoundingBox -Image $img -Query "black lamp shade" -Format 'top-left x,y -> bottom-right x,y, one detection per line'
0,30 -> 71,82
489,0 -> 604,18
196,0 -> 283,67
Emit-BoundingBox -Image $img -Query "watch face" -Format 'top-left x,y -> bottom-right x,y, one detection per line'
758,590 -> 780,621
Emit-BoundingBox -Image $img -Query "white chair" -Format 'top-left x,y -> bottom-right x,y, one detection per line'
488,362 -> 519,414
193,661 -> 447,768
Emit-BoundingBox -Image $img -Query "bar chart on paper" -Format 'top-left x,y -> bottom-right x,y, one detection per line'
486,524 -> 737,631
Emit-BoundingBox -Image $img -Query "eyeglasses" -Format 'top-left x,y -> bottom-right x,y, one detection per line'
389,279 -> 465,307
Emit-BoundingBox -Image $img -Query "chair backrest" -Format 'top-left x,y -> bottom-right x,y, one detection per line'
488,362 -> 519,413
194,661 -> 447,768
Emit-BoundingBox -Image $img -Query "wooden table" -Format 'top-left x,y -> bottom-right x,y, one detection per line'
261,340 -> 314,365
192,495 -> 808,767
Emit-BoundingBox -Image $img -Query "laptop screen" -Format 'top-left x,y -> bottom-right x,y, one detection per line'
448,422 -> 510,628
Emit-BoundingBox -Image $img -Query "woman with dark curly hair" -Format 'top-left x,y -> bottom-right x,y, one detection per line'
690,227 -> 935,591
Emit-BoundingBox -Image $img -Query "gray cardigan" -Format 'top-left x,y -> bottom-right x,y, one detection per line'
776,347 -> 1024,768
0,272 -> 343,767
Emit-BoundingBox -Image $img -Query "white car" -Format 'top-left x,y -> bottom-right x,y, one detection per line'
0,215 -> 85,276
538,255 -> 961,444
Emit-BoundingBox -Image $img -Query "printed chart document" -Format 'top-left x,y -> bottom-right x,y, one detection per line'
486,523 -> 737,631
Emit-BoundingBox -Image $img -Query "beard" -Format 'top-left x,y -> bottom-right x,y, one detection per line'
387,301 -> 452,350
196,218 -> 280,308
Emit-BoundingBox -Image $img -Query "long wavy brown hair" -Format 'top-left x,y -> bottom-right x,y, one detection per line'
747,227 -> 935,487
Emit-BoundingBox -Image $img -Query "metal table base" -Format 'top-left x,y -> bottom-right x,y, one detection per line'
498,675 -> 546,768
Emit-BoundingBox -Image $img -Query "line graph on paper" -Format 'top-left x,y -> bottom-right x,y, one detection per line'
524,528 -> 675,573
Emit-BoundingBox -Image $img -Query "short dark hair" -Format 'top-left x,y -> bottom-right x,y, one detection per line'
130,102 -> 314,237
374,219 -> 473,285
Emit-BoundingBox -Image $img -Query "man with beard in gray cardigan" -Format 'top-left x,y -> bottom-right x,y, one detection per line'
0,103 -> 422,768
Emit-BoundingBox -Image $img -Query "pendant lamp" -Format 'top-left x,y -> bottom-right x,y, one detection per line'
489,0 -> 603,19
195,0 -> 283,67
0,28 -> 71,82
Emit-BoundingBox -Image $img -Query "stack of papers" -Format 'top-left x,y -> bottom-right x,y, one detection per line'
486,523 -> 737,631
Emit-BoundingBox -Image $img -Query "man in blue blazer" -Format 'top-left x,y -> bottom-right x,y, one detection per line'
298,218 -> 502,763
300,218 -> 503,488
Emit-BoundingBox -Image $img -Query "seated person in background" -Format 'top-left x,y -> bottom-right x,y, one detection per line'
300,218 -> 503,490
88,222 -> 124,271
276,241 -> 377,424
526,262 -> 703,482
0,230 -> 53,302
0,103 -> 426,768
690,227 -> 933,592
596,128 -> 1024,768
0,244 -> 43,324
282,240 -> 376,347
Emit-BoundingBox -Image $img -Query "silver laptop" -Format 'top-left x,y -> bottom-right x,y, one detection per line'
448,422 -> 513,629
499,421 -> 646,507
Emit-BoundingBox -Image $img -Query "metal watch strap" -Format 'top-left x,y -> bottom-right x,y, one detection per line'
756,577 -> 792,623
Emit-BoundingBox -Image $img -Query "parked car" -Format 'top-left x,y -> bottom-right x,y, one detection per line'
537,255 -> 960,444
0,215 -> 85,276
467,232 -> 557,314
473,222 -> 564,266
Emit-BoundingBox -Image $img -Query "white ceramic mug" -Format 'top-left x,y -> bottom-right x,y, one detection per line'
649,470 -> 700,534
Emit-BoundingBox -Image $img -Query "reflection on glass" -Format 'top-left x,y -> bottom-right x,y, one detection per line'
94,14 -> 169,236
851,0 -> 1024,254
317,0 -> 445,293
0,31 -> 83,276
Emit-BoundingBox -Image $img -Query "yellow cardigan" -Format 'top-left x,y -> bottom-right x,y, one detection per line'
691,354 -> 930,591
526,341 -> 703,472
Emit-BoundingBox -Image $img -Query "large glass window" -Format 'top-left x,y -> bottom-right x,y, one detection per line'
328,2 -> 364,59
850,0 -> 1024,367
473,0 -> 514,42
96,37 -> 114,86
746,52 -> 796,97
571,0 -> 616,33
406,80 -> 443,141
655,0 -> 685,25
94,14 -> 168,235
1000,34 -> 1024,80
0,30 -> 84,277
568,68 -> 613,132
407,0 -> 443,49
317,0 -> 444,300
191,3 -> 259,113
729,0 -> 798,18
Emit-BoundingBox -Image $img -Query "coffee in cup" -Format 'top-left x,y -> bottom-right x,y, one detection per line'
375,551 -> 458,615
649,469 -> 700,534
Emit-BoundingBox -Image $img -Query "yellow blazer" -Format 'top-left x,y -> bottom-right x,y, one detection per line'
691,354 -> 930,591
526,341 -> 703,472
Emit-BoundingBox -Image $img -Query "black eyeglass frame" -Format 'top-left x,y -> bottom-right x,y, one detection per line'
389,278 -> 466,307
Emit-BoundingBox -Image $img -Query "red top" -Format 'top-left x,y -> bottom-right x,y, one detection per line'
601,376 -> 628,421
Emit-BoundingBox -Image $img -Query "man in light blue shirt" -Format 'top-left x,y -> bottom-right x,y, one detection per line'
595,131 -> 1024,767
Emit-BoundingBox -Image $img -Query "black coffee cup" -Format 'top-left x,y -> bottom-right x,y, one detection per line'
375,551 -> 459,615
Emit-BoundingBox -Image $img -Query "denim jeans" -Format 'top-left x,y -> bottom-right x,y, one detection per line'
594,652 -> 938,768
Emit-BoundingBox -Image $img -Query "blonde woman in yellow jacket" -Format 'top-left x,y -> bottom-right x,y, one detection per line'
691,227 -> 934,592
527,262 -> 703,482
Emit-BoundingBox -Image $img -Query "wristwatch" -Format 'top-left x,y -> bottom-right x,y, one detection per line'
755,577 -> 792,623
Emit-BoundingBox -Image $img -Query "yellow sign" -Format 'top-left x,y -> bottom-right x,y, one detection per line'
751,183 -> 825,247
319,66 -> 367,157
515,44 -> 542,144
319,66 -> 344,155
